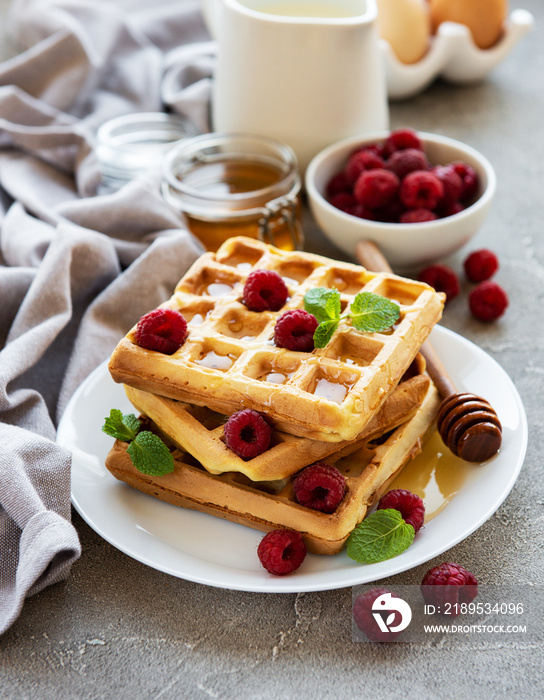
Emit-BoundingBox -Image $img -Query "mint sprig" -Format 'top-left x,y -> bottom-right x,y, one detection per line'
303,288 -> 400,349
103,409 -> 141,442
102,409 -> 174,476
350,292 -> 400,334
346,509 -> 415,564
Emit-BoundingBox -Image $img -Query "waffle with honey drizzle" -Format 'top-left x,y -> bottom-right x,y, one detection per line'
109,237 -> 444,443
105,381 -> 440,555
123,354 -> 429,481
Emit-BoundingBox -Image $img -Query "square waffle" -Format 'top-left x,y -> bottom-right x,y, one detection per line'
105,383 -> 441,555
109,237 -> 444,442
123,354 -> 430,481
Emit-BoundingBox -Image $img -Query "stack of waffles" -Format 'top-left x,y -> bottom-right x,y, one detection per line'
105,237 -> 445,555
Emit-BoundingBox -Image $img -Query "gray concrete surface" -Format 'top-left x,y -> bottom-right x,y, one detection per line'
1,1 -> 543,698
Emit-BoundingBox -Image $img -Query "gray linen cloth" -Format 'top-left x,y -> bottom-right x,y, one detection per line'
0,0 -> 215,634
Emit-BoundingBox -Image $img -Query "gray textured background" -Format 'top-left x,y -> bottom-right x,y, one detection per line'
1,1 -> 543,698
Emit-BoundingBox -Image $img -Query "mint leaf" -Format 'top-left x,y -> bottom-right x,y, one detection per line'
349,292 -> 400,334
304,288 -> 341,349
304,287 -> 341,324
346,509 -> 415,564
127,431 -> 175,476
313,319 -> 339,349
102,409 -> 141,442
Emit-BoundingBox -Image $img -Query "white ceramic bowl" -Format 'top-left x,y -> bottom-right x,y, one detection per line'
305,130 -> 496,271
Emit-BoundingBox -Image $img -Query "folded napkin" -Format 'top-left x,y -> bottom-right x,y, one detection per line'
0,0 -> 214,634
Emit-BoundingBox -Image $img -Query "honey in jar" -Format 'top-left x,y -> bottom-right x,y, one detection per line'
162,133 -> 303,252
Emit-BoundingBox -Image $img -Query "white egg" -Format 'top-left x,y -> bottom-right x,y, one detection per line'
376,0 -> 431,65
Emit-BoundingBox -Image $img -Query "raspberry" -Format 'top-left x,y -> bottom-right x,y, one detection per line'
257,529 -> 307,575
451,161 -> 479,202
421,563 -> 478,616
468,281 -> 508,321
377,489 -> 425,533
354,168 -> 399,209
384,128 -> 423,156
274,309 -> 318,352
437,201 -> 464,218
326,171 -> 351,198
373,196 -> 405,223
431,165 -> 463,205
386,148 -> 428,180
242,269 -> 288,312
293,462 -> 346,513
345,148 -> 385,184
399,208 -> 437,224
134,308 -> 188,355
352,587 -> 405,642
400,171 -> 444,210
418,264 -> 460,302
463,249 -> 499,283
353,204 -> 378,221
223,408 -> 272,459
329,191 -> 357,214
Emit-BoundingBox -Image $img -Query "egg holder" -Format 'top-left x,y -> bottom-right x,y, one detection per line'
384,9 -> 534,100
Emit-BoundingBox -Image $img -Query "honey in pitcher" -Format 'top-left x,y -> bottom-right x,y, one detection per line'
162,133 -> 303,252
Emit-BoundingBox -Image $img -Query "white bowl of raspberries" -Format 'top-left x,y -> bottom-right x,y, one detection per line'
305,128 -> 496,271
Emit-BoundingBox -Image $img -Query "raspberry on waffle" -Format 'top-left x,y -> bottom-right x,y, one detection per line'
123,354 -> 429,481
104,383 -> 441,555
109,237 -> 444,442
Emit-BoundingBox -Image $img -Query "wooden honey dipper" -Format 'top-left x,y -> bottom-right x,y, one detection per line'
355,240 -> 502,463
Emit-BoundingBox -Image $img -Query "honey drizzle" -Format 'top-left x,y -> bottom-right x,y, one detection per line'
389,431 -> 472,522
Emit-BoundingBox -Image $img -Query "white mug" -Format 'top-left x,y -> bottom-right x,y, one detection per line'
201,0 -> 389,171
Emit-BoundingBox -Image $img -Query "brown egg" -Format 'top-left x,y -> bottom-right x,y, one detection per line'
429,0 -> 508,49
377,0 -> 431,65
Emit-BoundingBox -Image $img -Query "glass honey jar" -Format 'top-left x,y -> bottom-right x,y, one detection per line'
161,132 -> 304,251
96,112 -> 199,193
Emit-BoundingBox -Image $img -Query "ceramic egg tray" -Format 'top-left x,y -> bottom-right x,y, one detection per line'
383,9 -> 534,100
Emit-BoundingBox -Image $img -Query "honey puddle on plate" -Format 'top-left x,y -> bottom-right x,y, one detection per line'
389,430 -> 472,522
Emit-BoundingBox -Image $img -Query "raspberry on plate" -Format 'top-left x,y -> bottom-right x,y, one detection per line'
384,128 -> 424,156
134,308 -> 188,355
353,587 -> 405,642
400,170 -> 444,210
257,529 -> 307,575
223,408 -> 272,459
421,563 -> 478,616
293,462 -> 346,513
469,281 -> 509,321
377,489 -> 425,533
242,269 -> 288,312
274,309 -> 318,352
464,249 -> 499,283
354,168 -> 399,209
418,264 -> 460,303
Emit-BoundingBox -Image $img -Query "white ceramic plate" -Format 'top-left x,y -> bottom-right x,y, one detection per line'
59,326 -> 527,593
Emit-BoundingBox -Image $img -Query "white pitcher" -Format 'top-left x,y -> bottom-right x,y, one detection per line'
201,0 -> 389,171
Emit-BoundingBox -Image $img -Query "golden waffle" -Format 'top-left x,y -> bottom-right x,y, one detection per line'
123,354 -> 430,481
109,237 -> 444,442
105,383 -> 441,555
